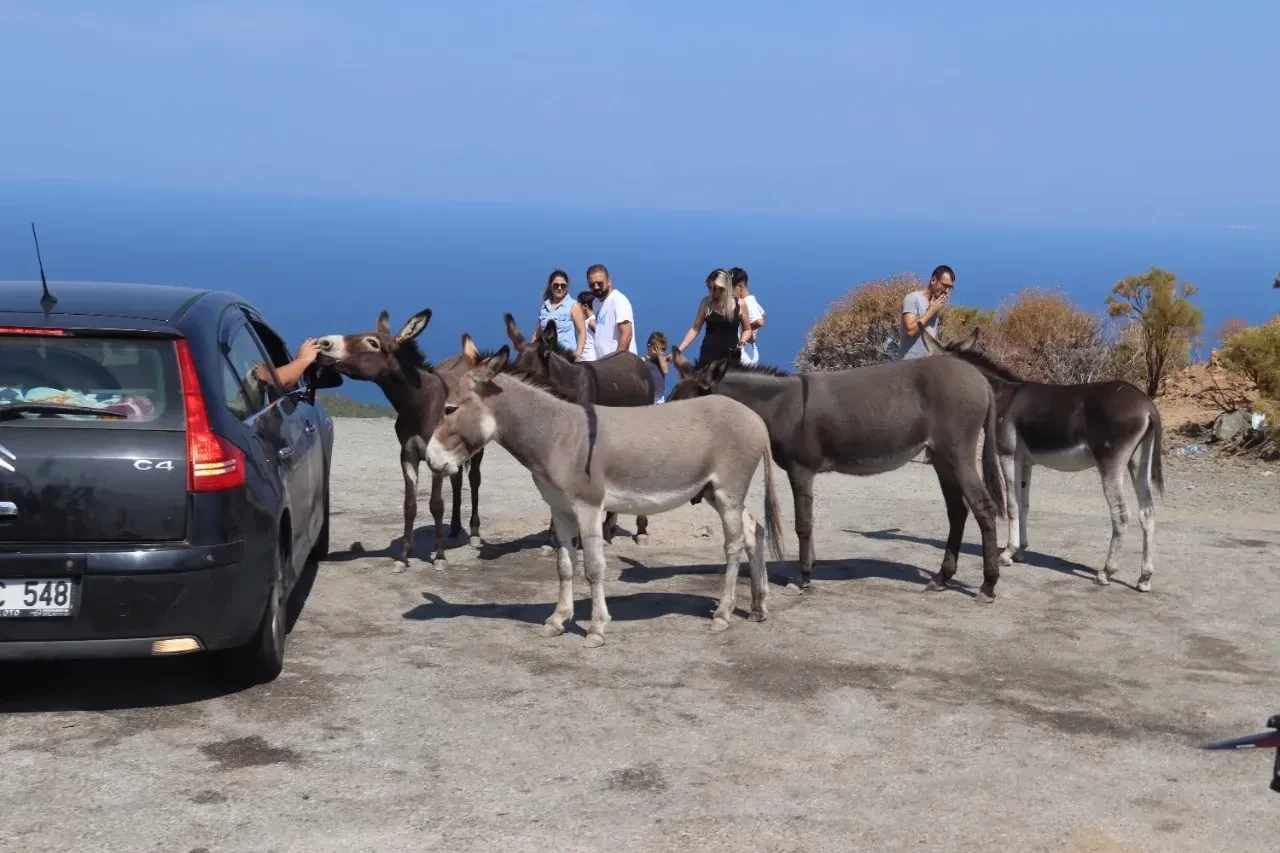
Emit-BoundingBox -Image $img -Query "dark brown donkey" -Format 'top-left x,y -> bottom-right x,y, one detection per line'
314,310 -> 485,571
668,351 -> 1009,601
921,327 -> 1164,592
503,314 -> 657,547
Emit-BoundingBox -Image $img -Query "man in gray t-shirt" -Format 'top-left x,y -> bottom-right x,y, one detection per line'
898,265 -> 955,360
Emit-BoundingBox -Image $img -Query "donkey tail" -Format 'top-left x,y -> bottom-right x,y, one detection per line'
1148,403 -> 1165,498
762,446 -> 787,563
981,383 -> 1008,518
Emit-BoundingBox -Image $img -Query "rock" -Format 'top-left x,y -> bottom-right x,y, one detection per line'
1212,410 -> 1251,443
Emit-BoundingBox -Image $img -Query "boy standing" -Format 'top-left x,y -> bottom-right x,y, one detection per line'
645,331 -> 669,403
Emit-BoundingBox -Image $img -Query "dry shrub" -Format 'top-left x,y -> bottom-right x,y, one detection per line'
978,287 -> 1119,385
794,272 -> 921,371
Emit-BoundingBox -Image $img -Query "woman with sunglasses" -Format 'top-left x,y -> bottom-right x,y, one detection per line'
534,269 -> 588,360
671,268 -> 753,368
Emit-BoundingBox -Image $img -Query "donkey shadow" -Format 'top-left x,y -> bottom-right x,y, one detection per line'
613,555 -> 976,597
326,525 -> 467,566
847,527 -> 1113,586
402,590 -> 719,635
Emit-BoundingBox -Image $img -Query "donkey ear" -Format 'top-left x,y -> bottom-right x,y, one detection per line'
461,333 -> 480,367
396,309 -> 432,342
376,310 -> 391,334
956,326 -> 981,351
703,358 -> 731,388
671,349 -> 693,377
473,345 -> 510,383
920,327 -> 945,355
542,319 -> 558,341
504,313 -> 526,347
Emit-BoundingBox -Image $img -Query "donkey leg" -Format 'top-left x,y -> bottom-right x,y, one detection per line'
741,507 -> 768,623
709,494 -> 747,632
539,511 -> 557,556
539,510 -> 579,638
1098,464 -> 1130,586
955,464 -> 1002,603
467,449 -> 484,547
1128,453 -> 1156,592
579,507 -> 612,648
429,472 -> 448,570
1014,459 -> 1033,562
925,465 -> 968,593
397,455 -> 420,572
998,452 -> 1021,566
602,512 -> 619,546
634,515 -> 650,546
784,467 -> 817,595
448,469 -> 464,542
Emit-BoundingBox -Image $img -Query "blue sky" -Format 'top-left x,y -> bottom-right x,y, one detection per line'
2,1 -> 1277,227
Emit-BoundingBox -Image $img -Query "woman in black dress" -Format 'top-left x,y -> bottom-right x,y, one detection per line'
672,268 -> 754,368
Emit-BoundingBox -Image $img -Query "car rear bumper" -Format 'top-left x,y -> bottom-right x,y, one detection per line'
0,541 -> 270,661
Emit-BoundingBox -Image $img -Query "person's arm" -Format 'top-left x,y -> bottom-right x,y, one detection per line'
571,302 -> 587,359
656,352 -> 668,375
902,294 -> 945,339
615,321 -> 633,354
675,299 -> 709,354
737,299 -> 754,346
613,294 -> 635,353
268,338 -> 321,389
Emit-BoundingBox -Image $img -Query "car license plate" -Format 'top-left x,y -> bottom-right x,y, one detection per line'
0,578 -> 76,617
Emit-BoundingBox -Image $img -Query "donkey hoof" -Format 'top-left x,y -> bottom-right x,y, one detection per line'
975,590 -> 996,604
633,534 -> 649,546
923,578 -> 947,592
537,623 -> 565,638
747,611 -> 767,623
432,558 -> 447,571
391,562 -> 408,575
469,535 -> 482,548
709,616 -> 730,633
1136,578 -> 1152,593
781,582 -> 806,597
999,551 -> 1014,567
1094,572 -> 1111,586
583,633 -> 606,649
1011,549 -> 1027,564
538,544 -> 555,557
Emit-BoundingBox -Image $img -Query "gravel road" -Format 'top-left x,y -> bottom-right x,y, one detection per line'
3,416 -> 1279,853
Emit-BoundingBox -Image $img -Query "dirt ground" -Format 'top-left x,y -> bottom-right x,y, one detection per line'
3,416 -> 1279,853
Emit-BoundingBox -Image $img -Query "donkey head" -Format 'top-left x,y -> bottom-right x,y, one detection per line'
921,326 -> 980,356
425,343 -> 511,476
315,309 -> 433,382
503,313 -> 572,376
666,353 -> 731,401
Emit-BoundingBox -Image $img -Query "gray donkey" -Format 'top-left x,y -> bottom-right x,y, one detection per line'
423,344 -> 786,648
668,350 -> 1008,601
921,327 -> 1163,591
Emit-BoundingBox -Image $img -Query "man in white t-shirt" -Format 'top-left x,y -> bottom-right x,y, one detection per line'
731,267 -> 765,365
585,264 -> 636,358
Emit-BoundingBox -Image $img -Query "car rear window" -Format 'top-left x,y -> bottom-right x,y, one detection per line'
0,334 -> 184,429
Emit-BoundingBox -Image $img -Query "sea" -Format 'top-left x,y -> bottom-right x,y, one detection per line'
1,179 -> 1275,403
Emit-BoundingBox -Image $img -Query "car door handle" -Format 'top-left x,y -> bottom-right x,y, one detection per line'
278,446 -> 293,460
304,423 -> 317,435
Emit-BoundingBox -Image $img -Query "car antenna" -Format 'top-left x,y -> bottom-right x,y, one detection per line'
31,222 -> 57,313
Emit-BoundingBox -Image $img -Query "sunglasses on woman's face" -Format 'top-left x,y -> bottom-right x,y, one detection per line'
551,282 -> 567,290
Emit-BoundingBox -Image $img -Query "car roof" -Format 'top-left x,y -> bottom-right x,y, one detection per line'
0,280 -> 250,331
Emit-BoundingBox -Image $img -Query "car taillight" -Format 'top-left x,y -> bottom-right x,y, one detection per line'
0,327 -> 65,336
175,339 -> 246,493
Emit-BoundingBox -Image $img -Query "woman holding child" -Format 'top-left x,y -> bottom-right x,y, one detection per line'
672,268 -> 755,368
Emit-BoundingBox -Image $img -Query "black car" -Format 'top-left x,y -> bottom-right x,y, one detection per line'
0,280 -> 339,684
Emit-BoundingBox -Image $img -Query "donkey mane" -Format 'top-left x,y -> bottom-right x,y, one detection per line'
397,339 -> 435,374
725,361 -> 791,378
946,347 -> 1023,384
492,356 -> 569,398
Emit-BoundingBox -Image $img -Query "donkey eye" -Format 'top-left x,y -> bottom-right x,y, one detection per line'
444,404 -> 458,415
365,337 -> 381,350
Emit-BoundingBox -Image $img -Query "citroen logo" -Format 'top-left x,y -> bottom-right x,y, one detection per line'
0,442 -> 13,473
